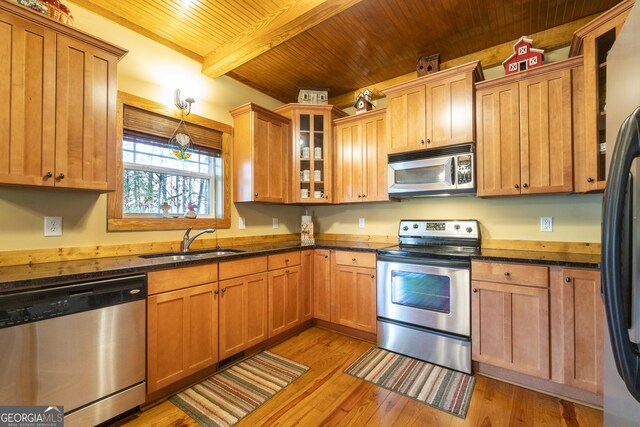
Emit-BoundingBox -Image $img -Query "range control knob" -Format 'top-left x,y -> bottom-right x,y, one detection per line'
454,224 -> 460,230
402,226 -> 409,231
413,223 -> 419,229
466,227 -> 473,233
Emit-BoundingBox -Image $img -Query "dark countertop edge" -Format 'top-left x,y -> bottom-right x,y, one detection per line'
470,254 -> 601,269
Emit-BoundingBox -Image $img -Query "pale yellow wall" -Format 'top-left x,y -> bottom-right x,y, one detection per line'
0,2 -> 302,252
311,194 -> 602,243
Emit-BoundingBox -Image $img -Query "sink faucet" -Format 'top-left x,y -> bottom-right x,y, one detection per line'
182,227 -> 215,252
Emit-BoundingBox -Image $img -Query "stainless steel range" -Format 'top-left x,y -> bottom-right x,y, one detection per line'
376,219 -> 480,373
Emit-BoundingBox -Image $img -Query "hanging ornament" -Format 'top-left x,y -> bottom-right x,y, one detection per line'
169,89 -> 195,160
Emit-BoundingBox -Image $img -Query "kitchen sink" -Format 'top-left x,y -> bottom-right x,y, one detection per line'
139,248 -> 245,259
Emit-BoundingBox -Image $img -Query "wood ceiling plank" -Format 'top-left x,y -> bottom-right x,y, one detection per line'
201,0 -> 364,78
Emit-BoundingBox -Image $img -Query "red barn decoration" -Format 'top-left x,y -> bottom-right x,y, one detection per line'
502,36 -> 544,75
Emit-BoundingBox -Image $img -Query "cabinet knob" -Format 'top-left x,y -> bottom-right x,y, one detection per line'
285,259 -> 289,263
362,194 -> 366,198
514,184 -> 519,189
421,139 -> 425,144
565,277 -> 571,283
358,194 -> 362,198
504,272 -> 510,276
352,258 -> 356,262
473,288 -> 478,293
214,290 -> 219,295
587,177 -> 594,183
255,192 -> 258,197
426,138 -> 431,144
45,172 -> 52,178
324,255 -> 328,259
371,275 -> 375,279
324,194 -> 329,199
286,269 -> 290,273
523,183 -> 529,188
221,288 -> 226,293
57,173 -> 65,180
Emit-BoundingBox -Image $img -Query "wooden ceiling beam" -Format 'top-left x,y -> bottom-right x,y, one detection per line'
328,13 -> 599,109
201,0 -> 363,79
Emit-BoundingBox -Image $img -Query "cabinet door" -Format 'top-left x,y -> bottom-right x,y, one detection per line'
219,273 -> 268,360
472,280 -> 550,379
147,282 -> 218,394
386,84 -> 426,154
0,13 -> 56,187
254,111 -> 288,202
268,265 -> 301,337
362,113 -> 388,202
551,268 -> 604,393
476,83 -> 521,196
295,110 -> 332,203
55,35 -> 118,191
519,69 -> 573,194
313,249 -> 331,321
300,250 -> 314,321
334,120 -> 363,203
331,263 -> 376,333
426,72 -> 474,147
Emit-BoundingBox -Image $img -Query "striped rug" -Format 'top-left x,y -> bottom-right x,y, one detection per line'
344,347 -> 475,418
170,351 -> 308,427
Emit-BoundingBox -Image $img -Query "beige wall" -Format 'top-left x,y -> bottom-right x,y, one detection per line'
0,2 -> 303,252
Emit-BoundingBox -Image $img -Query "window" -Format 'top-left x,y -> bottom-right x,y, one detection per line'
107,92 -> 231,231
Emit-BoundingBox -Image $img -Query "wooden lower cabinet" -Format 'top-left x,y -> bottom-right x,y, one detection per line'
313,249 -> 331,321
331,261 -> 377,334
219,272 -> 268,360
147,282 -> 219,394
269,265 -> 302,337
471,279 -> 550,379
551,267 -> 604,394
301,250 -> 314,321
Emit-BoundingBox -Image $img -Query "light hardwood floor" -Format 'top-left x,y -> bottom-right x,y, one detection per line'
117,327 -> 603,426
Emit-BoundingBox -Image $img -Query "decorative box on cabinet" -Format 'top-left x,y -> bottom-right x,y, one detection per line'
383,61 -> 483,154
230,103 -> 291,203
274,103 -> 348,203
570,0 -> 633,192
475,57 -> 581,196
0,2 -> 126,191
333,109 -> 389,203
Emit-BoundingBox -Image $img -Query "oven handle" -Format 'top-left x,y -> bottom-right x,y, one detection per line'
376,255 -> 470,270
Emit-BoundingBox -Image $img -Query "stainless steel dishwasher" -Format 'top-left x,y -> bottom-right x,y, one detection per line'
0,275 -> 146,426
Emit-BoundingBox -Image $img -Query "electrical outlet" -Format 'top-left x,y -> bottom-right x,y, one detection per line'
358,217 -> 365,228
44,216 -> 62,236
238,217 -> 246,229
540,217 -> 553,232
272,218 -> 279,229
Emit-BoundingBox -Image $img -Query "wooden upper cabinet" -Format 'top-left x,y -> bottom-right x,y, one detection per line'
333,109 -> 388,203
384,61 -> 482,154
0,3 -> 126,191
570,0 -> 633,192
230,103 -> 290,203
475,58 -> 580,196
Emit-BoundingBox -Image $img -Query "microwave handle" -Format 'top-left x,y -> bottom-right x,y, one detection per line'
446,157 -> 455,187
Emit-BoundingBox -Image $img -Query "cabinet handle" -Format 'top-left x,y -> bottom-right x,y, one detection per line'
587,177 -> 594,183
214,290 -> 219,295
221,288 -> 226,293
523,183 -> 528,188
421,139 -> 425,144
45,172 -> 52,178
285,259 -> 289,263
371,275 -> 375,279
286,269 -> 290,273
565,277 -> 571,283
504,272 -> 510,276
426,138 -> 431,144
514,184 -> 519,189
324,255 -> 328,259
255,192 -> 259,198
473,288 -> 478,293
57,173 -> 65,180
324,194 -> 329,199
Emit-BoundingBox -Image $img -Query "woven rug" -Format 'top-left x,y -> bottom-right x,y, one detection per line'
345,347 -> 475,418
170,351 -> 308,427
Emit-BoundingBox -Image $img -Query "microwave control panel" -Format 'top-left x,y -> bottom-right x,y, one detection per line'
456,155 -> 473,185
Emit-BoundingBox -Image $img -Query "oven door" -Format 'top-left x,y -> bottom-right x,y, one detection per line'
377,255 -> 470,336
388,155 -> 456,195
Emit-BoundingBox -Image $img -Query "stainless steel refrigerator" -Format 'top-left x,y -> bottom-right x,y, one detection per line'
602,2 -> 640,425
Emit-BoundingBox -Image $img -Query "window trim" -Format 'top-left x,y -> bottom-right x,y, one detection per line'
107,91 -> 231,231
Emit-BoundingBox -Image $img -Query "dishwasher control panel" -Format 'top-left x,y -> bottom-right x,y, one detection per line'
0,299 -> 70,327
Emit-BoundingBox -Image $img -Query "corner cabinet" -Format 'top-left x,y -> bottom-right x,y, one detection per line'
333,109 -> 389,203
475,58 -> 580,196
383,61 -> 482,154
570,0 -> 633,192
230,103 -> 291,203
0,2 -> 126,191
274,103 -> 348,204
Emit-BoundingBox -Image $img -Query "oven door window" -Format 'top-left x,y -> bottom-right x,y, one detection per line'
390,271 -> 450,314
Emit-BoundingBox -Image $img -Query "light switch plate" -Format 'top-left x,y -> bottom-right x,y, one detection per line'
44,216 -> 62,236
358,217 -> 365,228
238,217 -> 246,229
540,217 -> 553,232
272,218 -> 279,229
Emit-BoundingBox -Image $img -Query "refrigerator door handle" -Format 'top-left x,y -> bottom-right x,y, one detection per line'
602,106 -> 640,402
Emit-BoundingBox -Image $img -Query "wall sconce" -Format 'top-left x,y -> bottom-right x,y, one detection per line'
169,89 -> 196,160
174,89 -> 195,115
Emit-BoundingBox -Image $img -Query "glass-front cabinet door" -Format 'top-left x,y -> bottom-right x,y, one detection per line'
274,104 -> 347,203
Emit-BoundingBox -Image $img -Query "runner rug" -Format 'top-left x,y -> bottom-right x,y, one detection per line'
344,347 -> 475,418
170,351 -> 309,427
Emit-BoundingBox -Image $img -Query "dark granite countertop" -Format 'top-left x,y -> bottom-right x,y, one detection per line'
0,239 -> 600,293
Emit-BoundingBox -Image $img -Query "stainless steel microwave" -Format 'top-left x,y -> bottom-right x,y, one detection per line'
387,143 -> 475,197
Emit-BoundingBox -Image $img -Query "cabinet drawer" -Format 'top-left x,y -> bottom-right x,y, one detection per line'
148,263 -> 218,295
219,256 -> 267,281
334,251 -> 376,269
472,260 -> 548,288
268,251 -> 301,270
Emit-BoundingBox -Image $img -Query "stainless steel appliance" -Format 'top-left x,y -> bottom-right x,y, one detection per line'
0,275 -> 146,427
377,219 -> 480,373
601,2 -> 640,425
387,143 -> 474,197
